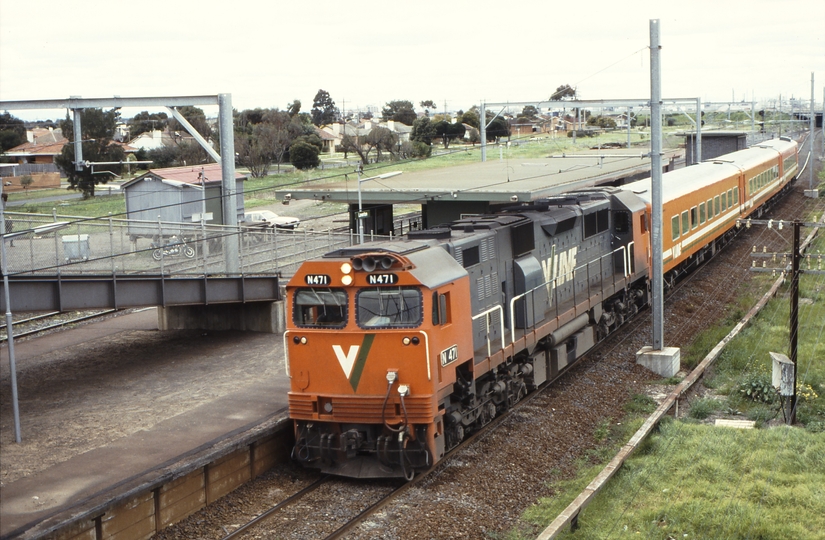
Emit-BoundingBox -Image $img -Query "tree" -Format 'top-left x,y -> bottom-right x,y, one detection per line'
365,126 -> 398,162
519,105 -> 539,119
20,175 -> 33,191
168,106 -> 212,139
0,112 -> 26,152
128,111 -> 168,138
420,100 -> 437,116
587,115 -> 617,129
382,100 -> 417,125
290,140 -> 320,170
433,121 -> 465,148
460,108 -> 480,129
287,99 -> 301,117
551,84 -> 577,100
468,128 -> 481,146
311,89 -> 338,126
340,134 -> 369,165
411,117 -> 436,145
55,108 -> 125,198
147,145 -> 180,168
485,117 -> 509,142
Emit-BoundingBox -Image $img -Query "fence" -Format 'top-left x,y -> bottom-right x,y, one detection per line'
1,211 -> 394,279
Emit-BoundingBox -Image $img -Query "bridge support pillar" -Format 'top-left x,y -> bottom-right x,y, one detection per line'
158,301 -> 285,333
636,346 -> 680,378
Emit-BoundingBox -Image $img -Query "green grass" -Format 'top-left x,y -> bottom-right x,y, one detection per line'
523,420 -> 825,539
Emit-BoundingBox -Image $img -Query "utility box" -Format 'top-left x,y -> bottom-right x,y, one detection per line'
62,234 -> 90,262
770,352 -> 795,397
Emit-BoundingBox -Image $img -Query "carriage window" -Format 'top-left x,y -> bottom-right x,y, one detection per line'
733,187 -> 739,205
721,193 -> 727,212
699,202 -> 706,224
357,287 -> 422,328
671,215 -> 680,240
690,207 -> 698,229
681,210 -> 689,235
714,195 -> 720,216
727,189 -> 733,208
294,288 -> 348,327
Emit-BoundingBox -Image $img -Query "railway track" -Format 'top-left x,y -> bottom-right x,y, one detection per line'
0,309 -> 119,343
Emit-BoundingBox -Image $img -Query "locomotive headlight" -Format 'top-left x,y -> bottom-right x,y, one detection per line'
340,262 -> 352,274
323,402 -> 333,413
293,335 -> 307,345
341,274 -> 353,286
402,337 -> 411,346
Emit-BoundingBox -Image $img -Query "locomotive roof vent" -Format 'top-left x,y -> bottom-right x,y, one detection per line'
780,136 -> 791,142
408,227 -> 452,240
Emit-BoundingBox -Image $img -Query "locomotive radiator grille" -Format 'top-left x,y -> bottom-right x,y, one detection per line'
289,394 -> 435,423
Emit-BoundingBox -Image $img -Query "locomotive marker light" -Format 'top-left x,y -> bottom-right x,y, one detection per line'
355,169 -> 402,244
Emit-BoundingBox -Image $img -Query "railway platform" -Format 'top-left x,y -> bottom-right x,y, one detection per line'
0,309 -> 292,540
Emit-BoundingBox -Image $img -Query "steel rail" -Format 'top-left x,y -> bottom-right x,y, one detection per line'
0,309 -> 118,343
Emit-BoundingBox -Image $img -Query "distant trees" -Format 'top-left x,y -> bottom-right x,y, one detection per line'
587,115 -> 617,129
129,111 -> 168,138
485,116 -> 509,143
55,108 -> 125,198
519,105 -> 539,119
459,108 -> 480,129
433,120 -> 465,148
289,140 -> 320,170
311,89 -> 338,126
551,84 -> 577,100
420,100 -> 437,116
234,108 -> 309,176
411,117 -> 436,145
0,112 -> 26,152
381,100 -> 416,125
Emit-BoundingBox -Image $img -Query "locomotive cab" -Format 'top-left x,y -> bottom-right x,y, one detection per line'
286,242 -> 473,478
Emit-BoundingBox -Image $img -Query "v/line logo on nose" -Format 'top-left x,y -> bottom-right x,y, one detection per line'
331,334 -> 375,391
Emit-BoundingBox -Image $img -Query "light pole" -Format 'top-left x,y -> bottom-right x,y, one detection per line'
355,167 -> 402,244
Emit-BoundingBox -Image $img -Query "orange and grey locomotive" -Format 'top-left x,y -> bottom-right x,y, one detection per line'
284,137 -> 797,479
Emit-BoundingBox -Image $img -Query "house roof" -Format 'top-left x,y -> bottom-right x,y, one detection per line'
313,128 -> 337,141
121,163 -> 246,189
5,138 -> 68,156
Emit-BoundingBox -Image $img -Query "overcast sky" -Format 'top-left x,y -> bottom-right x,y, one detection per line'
1,0 -> 823,121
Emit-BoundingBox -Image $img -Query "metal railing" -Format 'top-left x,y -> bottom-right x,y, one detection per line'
1,211 -> 385,278
504,246 -> 630,346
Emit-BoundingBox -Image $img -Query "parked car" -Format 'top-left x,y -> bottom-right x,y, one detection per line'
243,210 -> 300,230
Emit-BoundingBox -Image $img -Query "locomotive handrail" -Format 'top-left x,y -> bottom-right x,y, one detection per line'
508,246 -> 629,345
471,305 -> 506,358
416,330 -> 432,381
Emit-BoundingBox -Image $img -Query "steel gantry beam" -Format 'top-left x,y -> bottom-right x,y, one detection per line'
479,96 -> 703,163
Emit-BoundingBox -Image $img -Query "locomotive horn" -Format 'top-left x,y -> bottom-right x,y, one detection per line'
380,256 -> 393,269
352,257 -> 363,271
362,257 -> 377,272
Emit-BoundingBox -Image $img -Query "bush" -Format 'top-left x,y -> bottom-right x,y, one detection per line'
289,141 -> 320,170
688,397 -> 719,420
411,141 -> 432,158
737,373 -> 778,404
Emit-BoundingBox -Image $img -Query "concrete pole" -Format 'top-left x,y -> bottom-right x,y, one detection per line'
751,100 -> 756,133
627,107 -> 631,148
696,97 -> 702,164
480,102 -> 487,162
218,93 -> 239,275
1,184 -> 22,442
811,73 -> 815,190
72,108 -> 84,172
650,19 -> 664,350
